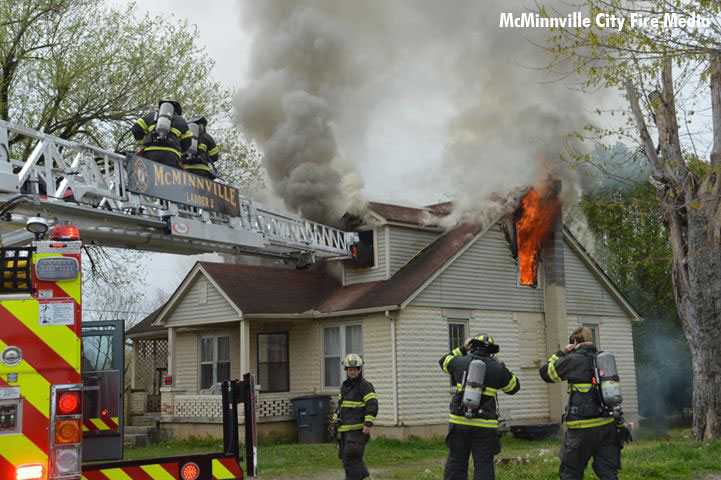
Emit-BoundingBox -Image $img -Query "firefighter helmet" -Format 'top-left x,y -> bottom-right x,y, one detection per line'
189,116 -> 208,126
158,100 -> 182,116
342,353 -> 363,369
470,333 -> 500,354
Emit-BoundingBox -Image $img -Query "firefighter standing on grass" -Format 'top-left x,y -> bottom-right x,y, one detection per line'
539,326 -> 631,480
330,353 -> 378,480
439,334 -> 520,480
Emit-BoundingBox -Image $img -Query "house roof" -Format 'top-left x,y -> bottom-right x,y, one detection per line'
169,221 -> 484,318
126,306 -> 166,337
367,201 -> 449,226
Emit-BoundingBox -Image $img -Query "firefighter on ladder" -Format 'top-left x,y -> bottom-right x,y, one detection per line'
184,116 -> 220,178
330,353 -> 378,480
131,100 -> 192,168
440,334 -> 520,480
539,326 -> 631,480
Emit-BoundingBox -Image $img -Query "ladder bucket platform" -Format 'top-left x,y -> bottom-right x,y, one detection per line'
0,120 -> 357,262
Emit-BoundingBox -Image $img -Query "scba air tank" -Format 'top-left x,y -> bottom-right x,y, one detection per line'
188,122 -> 199,154
156,102 -> 175,139
596,351 -> 623,408
462,359 -> 486,412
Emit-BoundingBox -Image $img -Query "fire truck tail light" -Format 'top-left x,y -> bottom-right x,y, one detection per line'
181,462 -> 200,480
55,419 -> 82,444
16,464 -> 44,480
53,445 -> 81,475
57,391 -> 81,415
49,225 -> 80,241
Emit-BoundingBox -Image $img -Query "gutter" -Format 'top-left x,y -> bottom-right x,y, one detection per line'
385,310 -> 399,426
243,305 -> 400,319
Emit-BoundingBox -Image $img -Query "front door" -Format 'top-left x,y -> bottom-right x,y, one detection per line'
81,320 -> 124,462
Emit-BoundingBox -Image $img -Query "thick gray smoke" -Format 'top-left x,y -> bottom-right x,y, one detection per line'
234,1 -> 598,226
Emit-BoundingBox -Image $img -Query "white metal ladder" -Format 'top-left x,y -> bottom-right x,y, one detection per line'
0,120 -> 356,262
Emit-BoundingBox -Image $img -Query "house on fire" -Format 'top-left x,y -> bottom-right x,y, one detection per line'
127,200 -> 641,439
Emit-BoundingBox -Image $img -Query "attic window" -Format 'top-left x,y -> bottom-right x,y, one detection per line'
348,229 -> 375,268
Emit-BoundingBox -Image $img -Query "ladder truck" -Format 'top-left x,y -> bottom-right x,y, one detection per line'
0,120 -> 359,479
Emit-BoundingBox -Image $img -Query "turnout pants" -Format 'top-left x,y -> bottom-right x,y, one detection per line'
339,430 -> 370,480
444,423 -> 501,480
559,422 -> 621,480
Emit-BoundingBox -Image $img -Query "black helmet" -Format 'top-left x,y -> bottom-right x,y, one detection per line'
470,333 -> 500,355
158,100 -> 182,116
189,116 -> 207,126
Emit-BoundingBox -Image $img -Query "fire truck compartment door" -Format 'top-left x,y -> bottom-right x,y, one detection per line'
81,320 -> 124,462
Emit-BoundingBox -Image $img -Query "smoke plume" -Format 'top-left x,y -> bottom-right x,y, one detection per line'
234,1 -> 599,226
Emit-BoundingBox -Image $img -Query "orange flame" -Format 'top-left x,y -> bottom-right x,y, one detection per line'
517,186 -> 560,286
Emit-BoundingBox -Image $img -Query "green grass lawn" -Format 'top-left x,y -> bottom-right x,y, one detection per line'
124,428 -> 721,479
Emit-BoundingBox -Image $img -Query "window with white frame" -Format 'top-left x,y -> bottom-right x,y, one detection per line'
200,336 -> 231,390
448,320 -> 467,385
323,324 -> 363,388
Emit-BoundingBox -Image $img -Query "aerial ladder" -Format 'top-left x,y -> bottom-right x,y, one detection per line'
0,119 -> 357,263
0,120 -> 360,479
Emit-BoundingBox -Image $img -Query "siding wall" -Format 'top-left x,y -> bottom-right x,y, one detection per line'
566,315 -> 639,416
359,313 -> 394,426
564,242 -> 627,316
174,326 -> 239,394
396,307 -> 551,425
165,275 -> 238,327
344,226 -> 388,285
387,226 -> 439,275
412,224 -> 545,312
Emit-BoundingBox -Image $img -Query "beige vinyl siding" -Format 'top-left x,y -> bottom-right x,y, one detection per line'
470,311 -> 549,421
361,313 -> 394,426
388,226 -> 439,275
412,224 -> 545,312
164,276 -> 238,327
174,327 -> 240,394
345,226 -> 388,285
174,331 -> 198,393
249,320 -> 321,395
396,307 -> 451,425
567,315 -> 639,416
564,242 -> 626,316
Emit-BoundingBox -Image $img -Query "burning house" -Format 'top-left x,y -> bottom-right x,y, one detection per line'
127,194 -> 640,440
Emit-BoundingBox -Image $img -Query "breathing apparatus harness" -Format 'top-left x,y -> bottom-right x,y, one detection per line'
459,337 -> 499,419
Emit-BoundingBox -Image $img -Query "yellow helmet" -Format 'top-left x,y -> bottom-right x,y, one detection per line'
342,353 -> 364,369
471,333 -> 500,354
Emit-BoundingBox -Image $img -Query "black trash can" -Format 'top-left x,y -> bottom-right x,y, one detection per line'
291,395 -> 331,443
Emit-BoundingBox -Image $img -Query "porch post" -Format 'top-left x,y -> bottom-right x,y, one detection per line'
130,338 -> 138,390
168,327 -> 177,383
239,318 -> 250,375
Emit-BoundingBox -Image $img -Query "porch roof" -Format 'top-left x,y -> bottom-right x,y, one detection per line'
126,306 -> 166,337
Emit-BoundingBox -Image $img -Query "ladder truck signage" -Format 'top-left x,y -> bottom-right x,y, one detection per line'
126,154 -> 241,217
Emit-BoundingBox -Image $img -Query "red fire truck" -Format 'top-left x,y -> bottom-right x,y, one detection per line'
0,219 -> 257,480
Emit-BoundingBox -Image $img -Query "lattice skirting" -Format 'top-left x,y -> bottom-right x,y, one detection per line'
172,395 -> 293,419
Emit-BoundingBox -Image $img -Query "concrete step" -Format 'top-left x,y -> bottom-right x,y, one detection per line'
124,425 -> 155,435
123,433 -> 148,447
129,415 -> 158,427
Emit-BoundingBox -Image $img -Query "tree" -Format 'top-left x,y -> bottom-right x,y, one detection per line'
0,0 -> 261,191
580,176 -> 692,420
541,0 -> 721,439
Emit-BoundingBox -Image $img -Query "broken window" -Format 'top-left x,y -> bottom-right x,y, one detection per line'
348,229 -> 375,268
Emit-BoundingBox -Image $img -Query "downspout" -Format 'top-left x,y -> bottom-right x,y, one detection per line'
385,310 -> 399,426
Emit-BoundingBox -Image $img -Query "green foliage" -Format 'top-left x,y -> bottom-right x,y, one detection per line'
0,0 -> 262,192
581,180 -> 692,417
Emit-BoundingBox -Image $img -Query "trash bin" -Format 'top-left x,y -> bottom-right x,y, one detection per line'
291,395 -> 331,443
